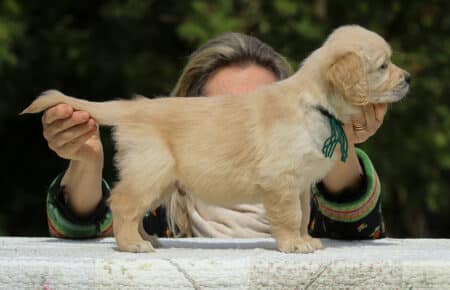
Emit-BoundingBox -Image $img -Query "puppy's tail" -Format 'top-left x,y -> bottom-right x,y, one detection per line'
20,90 -> 127,126
165,192 -> 193,238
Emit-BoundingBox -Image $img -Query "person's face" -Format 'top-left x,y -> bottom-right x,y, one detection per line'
203,64 -> 278,96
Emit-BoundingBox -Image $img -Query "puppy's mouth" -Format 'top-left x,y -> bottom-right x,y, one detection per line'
373,82 -> 409,103
393,82 -> 410,101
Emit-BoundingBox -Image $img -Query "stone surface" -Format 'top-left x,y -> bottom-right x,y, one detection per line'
0,237 -> 449,289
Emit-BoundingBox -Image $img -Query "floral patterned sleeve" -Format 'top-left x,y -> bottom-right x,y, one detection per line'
46,173 -> 113,238
46,173 -> 171,238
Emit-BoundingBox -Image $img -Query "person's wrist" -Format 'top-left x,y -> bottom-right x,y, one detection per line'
79,147 -> 104,166
61,148 -> 104,217
322,144 -> 363,195
76,137 -> 104,164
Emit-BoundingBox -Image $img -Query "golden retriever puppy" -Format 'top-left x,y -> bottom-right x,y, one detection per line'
22,25 -> 410,253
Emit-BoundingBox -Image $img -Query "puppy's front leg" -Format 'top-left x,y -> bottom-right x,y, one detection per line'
263,188 -> 316,253
300,190 -> 323,250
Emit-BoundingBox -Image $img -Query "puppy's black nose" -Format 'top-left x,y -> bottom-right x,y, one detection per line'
404,72 -> 411,84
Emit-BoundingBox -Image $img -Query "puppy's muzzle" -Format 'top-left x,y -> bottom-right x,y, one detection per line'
394,72 -> 410,101
404,72 -> 411,85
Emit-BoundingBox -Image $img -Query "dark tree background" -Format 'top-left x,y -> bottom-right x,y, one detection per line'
0,0 -> 449,237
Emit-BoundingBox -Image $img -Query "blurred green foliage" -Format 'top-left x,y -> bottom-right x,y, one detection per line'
0,0 -> 448,237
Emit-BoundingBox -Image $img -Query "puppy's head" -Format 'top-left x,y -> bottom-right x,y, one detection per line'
323,25 -> 410,106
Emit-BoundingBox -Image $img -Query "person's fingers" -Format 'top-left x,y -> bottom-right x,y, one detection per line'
349,107 -> 367,141
351,106 -> 366,127
362,104 -> 376,132
344,122 -> 360,144
52,128 -> 97,160
49,119 -> 96,149
374,103 -> 388,123
44,111 -> 92,141
346,104 -> 388,145
42,104 -> 74,125
346,106 -> 371,144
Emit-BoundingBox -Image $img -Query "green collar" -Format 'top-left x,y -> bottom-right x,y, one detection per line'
315,106 -> 348,162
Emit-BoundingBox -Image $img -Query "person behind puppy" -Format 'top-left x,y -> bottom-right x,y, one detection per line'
43,32 -> 387,240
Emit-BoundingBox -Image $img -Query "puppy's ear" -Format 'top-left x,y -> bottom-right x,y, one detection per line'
326,52 -> 369,106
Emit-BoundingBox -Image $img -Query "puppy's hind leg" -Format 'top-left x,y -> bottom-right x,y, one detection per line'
263,186 -> 316,253
109,181 -> 155,253
109,148 -> 176,253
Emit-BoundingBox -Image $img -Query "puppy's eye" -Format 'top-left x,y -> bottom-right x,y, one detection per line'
379,62 -> 388,70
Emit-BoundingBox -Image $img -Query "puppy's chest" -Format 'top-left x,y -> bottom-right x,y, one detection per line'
296,110 -> 336,154
287,112 -> 339,174
304,111 -> 339,164
264,111 -> 337,180
298,152 -> 335,182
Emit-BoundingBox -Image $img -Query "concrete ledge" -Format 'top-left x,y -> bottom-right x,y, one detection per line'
0,237 -> 449,289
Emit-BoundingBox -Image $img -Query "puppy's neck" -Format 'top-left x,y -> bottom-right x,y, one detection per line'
286,50 -> 357,122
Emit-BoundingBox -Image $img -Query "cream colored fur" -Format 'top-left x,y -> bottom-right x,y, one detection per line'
22,25 -> 409,253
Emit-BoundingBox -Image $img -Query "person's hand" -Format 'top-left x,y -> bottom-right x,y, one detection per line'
322,103 -> 388,194
344,103 -> 388,144
42,104 -> 103,162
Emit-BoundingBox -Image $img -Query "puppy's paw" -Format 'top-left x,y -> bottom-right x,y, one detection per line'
146,235 -> 162,248
277,238 -> 316,253
305,237 -> 323,250
139,229 -> 162,248
119,241 -> 155,253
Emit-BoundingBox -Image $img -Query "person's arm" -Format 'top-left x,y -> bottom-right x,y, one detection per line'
61,157 -> 103,217
308,148 -> 384,239
321,145 -> 363,193
42,103 -> 105,215
42,103 -> 112,237
321,103 -> 387,193
308,104 -> 388,239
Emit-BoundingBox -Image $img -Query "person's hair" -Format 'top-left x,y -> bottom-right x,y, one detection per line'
171,32 -> 293,97
166,32 -> 293,237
